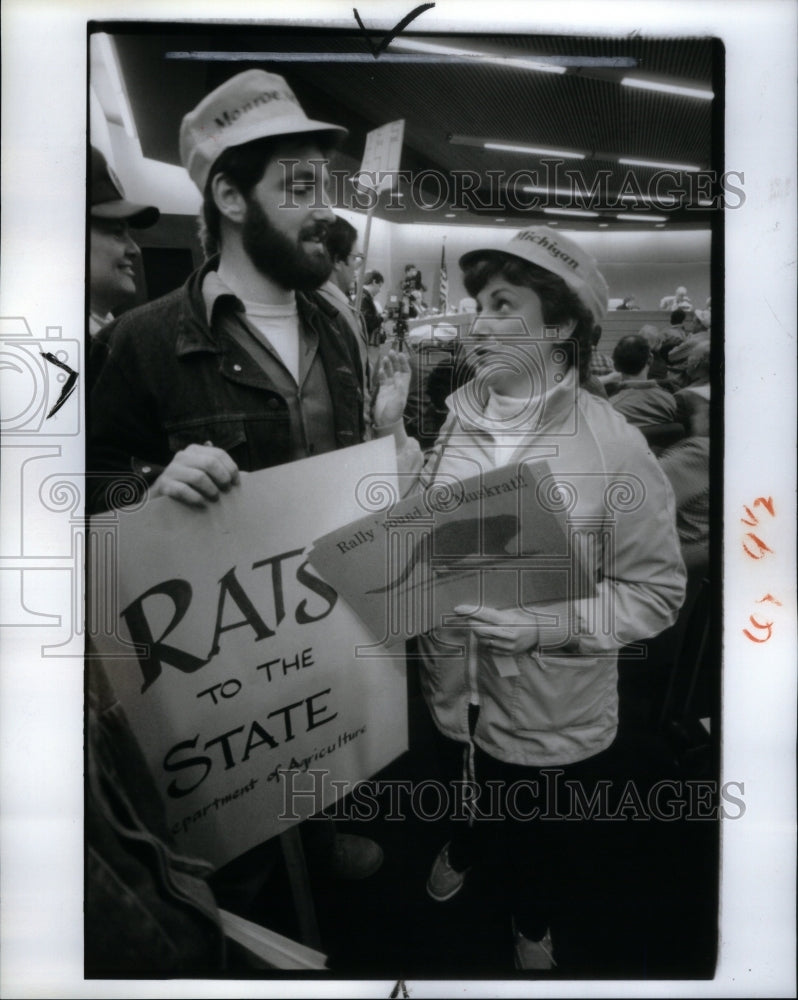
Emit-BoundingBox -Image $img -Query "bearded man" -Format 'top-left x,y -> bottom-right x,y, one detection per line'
87,72 -> 388,910
88,70 -> 369,513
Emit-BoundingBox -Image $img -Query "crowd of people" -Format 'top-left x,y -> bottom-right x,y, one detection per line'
86,67 -> 713,977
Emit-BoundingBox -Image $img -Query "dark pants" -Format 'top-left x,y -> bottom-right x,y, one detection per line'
440,713 -> 619,942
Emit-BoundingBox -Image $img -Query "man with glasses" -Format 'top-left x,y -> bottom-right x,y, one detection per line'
317,215 -> 373,414
317,215 -> 370,376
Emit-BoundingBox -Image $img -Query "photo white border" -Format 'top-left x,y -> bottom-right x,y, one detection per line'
1,1 -> 796,997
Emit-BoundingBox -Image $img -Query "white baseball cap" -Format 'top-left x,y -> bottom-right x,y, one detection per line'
180,69 -> 348,192
460,227 -> 609,321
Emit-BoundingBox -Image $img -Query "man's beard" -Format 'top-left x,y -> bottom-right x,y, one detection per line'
241,197 -> 333,291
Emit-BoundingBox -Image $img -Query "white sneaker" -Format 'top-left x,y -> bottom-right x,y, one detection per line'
426,842 -> 470,902
512,923 -> 557,970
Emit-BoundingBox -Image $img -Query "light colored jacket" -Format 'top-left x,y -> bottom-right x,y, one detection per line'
400,371 -> 687,766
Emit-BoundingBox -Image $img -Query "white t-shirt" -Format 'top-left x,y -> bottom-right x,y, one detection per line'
242,298 -> 301,383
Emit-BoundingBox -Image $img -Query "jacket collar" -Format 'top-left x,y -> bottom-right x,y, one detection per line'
174,257 -> 338,358
446,366 -> 579,436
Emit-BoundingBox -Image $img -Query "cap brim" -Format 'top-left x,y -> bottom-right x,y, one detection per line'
232,120 -> 348,151
302,121 -> 348,142
91,201 -> 161,229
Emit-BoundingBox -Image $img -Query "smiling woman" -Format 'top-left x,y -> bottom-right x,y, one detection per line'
89,218 -> 140,313
88,145 -> 159,332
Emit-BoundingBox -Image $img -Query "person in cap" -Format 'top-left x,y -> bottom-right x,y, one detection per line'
88,70 -> 393,882
87,158 -> 227,980
89,145 -> 160,335
89,69 -> 394,508
373,227 -> 686,970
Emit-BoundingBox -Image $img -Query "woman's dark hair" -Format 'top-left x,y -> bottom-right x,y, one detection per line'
199,136 -> 285,257
462,254 -> 598,382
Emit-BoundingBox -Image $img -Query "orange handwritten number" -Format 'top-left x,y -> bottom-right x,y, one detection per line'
740,505 -> 758,526
753,496 -> 775,517
741,497 -> 775,526
742,533 -> 774,560
743,615 -> 774,643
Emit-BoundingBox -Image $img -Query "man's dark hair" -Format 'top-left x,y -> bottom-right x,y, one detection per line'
612,334 -> 652,376
324,216 -> 357,263
462,253 -> 598,382
670,308 -> 687,326
364,270 -> 384,286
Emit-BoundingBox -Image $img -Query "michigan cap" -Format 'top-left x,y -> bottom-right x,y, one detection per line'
90,146 -> 160,228
460,227 -> 609,321
180,69 -> 348,192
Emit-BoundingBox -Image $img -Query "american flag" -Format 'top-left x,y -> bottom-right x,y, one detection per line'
438,238 -> 448,313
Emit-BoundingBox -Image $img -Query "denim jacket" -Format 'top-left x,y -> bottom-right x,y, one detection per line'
86,661 -> 226,975
88,258 -> 365,513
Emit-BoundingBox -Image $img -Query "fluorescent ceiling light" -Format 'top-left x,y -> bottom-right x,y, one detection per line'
619,192 -> 678,207
521,185 -> 581,197
484,142 -> 585,159
616,213 -> 669,222
618,157 -> 702,172
521,185 -> 679,207
95,33 -> 138,139
389,39 -> 566,74
621,77 -> 714,100
542,207 -> 599,218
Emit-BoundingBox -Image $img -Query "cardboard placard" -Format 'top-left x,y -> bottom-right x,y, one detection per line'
308,461 -> 596,647
90,439 -> 406,868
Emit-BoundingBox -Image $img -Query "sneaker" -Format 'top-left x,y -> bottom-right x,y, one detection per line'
329,834 -> 383,880
512,923 -> 557,971
426,842 -> 470,902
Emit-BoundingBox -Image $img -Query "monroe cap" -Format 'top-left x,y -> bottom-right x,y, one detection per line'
180,69 -> 348,192
460,226 -> 609,321
90,146 -> 160,228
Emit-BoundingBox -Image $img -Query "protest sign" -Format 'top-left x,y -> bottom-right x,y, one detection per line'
89,439 -> 406,869
308,461 -> 596,647
355,119 -> 405,194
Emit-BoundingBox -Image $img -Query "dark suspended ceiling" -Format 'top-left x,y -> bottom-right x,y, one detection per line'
98,23 -> 722,230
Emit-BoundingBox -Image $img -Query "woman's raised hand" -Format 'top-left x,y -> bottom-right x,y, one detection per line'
372,349 -> 412,429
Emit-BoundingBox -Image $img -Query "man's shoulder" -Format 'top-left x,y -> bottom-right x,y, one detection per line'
301,287 -> 341,319
299,289 -> 358,342
97,284 -> 190,348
